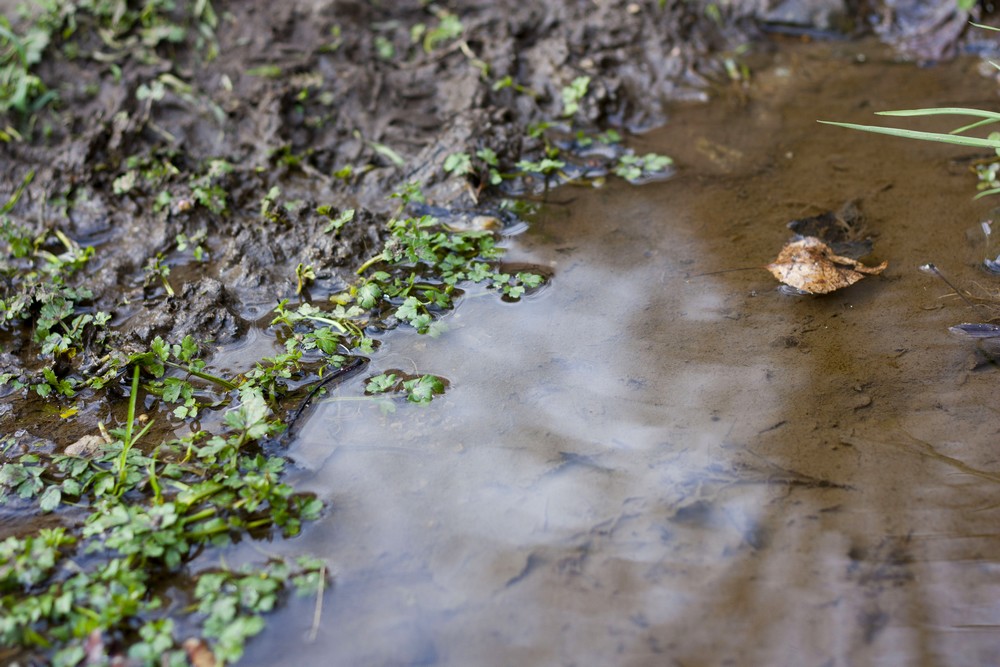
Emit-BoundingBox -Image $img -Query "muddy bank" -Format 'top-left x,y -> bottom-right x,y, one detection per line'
1,0 -> 989,358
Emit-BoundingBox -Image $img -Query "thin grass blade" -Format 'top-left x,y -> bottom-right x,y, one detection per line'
950,117 -> 1000,135
818,121 -> 1000,149
875,107 -> 1000,121
970,21 -> 1000,33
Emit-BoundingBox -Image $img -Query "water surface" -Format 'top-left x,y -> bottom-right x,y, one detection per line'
247,38 -> 1000,666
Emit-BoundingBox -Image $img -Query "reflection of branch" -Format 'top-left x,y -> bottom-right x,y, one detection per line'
742,449 -> 854,490
307,564 -> 326,643
277,357 -> 368,445
841,433 -> 1000,485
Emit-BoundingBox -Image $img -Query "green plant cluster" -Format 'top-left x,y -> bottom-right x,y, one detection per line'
0,173 -> 546,661
0,210 -> 112,397
1,0 -> 219,130
352,204 -> 544,331
0,377 -> 324,665
443,73 -> 673,194
366,372 -> 446,404
0,16 -> 53,116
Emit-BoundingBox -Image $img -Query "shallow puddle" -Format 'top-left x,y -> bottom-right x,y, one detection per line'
244,39 -> 1000,665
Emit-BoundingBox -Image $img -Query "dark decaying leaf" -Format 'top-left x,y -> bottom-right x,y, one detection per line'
787,200 -> 859,240
949,323 -> 1000,339
767,236 -> 887,294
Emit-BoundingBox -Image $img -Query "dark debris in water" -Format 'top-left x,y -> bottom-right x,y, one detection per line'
949,322 -> 1000,339
983,255 -> 1000,274
769,196 -> 890,295
786,199 -> 874,259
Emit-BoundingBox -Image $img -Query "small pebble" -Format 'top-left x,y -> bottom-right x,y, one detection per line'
65,434 -> 106,458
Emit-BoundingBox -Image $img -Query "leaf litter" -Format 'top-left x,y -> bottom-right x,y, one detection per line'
768,199 -> 887,294
767,235 -> 888,294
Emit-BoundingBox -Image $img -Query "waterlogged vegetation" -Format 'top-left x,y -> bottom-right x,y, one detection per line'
0,0 -> 690,663
0,377 -> 325,665
0,171 -> 553,661
443,74 -> 674,194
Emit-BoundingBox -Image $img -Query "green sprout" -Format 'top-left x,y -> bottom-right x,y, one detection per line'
561,75 -> 591,117
516,157 -> 565,175
422,10 -> 463,52
319,206 -> 355,233
614,152 -> 673,182
444,152 -> 473,176
295,263 -> 316,295
143,253 -> 175,297
0,19 -> 54,116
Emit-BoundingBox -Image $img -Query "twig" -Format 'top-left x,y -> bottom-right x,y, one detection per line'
307,564 -> 326,643
920,263 -> 990,313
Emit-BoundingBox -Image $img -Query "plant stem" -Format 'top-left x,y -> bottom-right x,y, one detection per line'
116,365 -> 140,494
355,254 -> 384,275
163,360 -> 239,390
123,366 -> 138,448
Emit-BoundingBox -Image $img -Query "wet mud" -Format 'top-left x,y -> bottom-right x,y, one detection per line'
252,38 -> 1000,665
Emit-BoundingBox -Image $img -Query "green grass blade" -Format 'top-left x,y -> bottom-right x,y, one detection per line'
875,107 -> 1000,121
950,117 -> 1000,135
970,21 -> 1000,33
124,365 -> 139,448
0,25 -> 28,65
818,121 -> 1000,149
163,360 -> 239,391
974,187 -> 1000,200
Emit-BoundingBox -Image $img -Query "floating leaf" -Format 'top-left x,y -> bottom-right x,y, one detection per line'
767,236 -> 887,294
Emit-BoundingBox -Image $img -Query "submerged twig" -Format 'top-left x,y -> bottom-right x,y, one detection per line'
919,263 -> 991,314
279,357 -> 368,444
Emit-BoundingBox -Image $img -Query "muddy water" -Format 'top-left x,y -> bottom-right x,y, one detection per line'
245,39 -> 1000,665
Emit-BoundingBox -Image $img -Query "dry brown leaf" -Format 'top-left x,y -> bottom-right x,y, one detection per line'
83,629 -> 105,665
183,638 -> 217,667
767,236 -> 887,294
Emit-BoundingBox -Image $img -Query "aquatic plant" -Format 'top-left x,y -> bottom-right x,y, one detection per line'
0,378 -> 326,666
